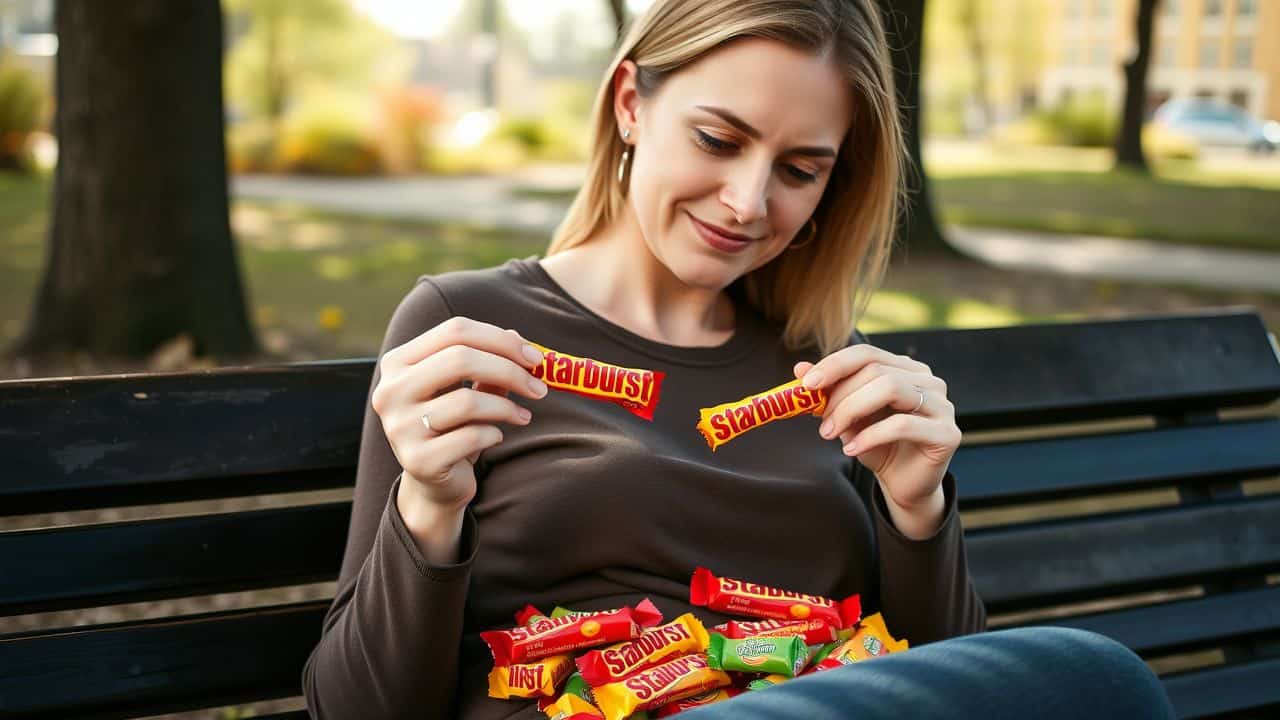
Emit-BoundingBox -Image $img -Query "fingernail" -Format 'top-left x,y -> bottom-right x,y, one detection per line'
522,343 -> 543,365
843,440 -> 858,455
803,371 -> 823,389
529,377 -> 548,397
517,407 -> 532,422
819,420 -> 834,438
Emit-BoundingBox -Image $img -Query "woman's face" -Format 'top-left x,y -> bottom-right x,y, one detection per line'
617,38 -> 854,290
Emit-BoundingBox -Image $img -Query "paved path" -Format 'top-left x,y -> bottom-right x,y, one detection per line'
231,172 -> 1280,294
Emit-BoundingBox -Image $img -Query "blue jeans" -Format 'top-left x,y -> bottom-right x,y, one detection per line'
683,627 -> 1176,720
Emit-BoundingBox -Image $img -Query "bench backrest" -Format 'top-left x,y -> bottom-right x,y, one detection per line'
1,309 -> 1278,719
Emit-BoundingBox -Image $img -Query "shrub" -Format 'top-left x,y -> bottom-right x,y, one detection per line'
276,105 -> 381,176
227,121 -> 279,174
0,56 -> 47,172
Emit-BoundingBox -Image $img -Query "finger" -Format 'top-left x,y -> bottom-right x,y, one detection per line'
820,374 -> 936,440
406,344 -> 549,402
845,413 -> 953,457
820,366 -> 945,435
421,387 -> 531,434
472,381 -> 510,397
383,317 -> 543,374
801,344 -> 929,392
793,361 -> 815,380
409,425 -> 505,483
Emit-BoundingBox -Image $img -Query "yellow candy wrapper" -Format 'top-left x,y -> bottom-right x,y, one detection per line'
488,653 -> 575,699
697,379 -> 827,451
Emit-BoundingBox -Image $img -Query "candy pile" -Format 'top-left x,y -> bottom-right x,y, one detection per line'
481,567 -> 908,719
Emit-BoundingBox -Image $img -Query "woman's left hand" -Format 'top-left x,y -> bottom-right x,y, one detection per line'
795,344 -> 961,534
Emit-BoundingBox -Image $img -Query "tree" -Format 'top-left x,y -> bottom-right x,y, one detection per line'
876,0 -> 958,256
605,0 -> 629,46
1115,0 -> 1158,172
223,0 -> 385,127
9,0 -> 257,367
956,0 -> 991,133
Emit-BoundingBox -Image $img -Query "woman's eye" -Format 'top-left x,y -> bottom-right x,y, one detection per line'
693,129 -> 735,152
784,165 -> 818,183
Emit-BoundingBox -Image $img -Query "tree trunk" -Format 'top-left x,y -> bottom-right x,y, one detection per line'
959,0 -> 992,134
10,0 -> 258,367
1115,0 -> 1158,172
606,0 -> 628,46
876,0 -> 958,257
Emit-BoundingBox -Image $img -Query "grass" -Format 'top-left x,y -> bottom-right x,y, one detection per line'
0,170 -> 1036,370
932,169 -> 1280,252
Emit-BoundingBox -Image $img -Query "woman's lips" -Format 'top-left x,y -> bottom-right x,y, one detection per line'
688,213 -> 759,254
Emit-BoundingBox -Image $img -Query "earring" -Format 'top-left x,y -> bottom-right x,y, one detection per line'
788,218 -> 818,250
617,128 -> 632,184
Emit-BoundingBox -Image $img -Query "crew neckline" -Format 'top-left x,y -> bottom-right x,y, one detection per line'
515,255 -> 765,367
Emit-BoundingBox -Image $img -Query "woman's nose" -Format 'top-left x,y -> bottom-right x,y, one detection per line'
720,162 -> 770,226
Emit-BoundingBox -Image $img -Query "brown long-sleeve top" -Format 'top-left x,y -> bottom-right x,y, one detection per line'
302,257 -> 986,720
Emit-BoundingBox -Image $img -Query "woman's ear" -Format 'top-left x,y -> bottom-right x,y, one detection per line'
612,60 -> 641,139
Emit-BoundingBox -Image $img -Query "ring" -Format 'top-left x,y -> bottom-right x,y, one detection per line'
909,386 -> 926,415
421,412 -> 432,431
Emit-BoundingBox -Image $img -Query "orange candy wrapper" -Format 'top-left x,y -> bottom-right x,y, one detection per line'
530,343 -> 665,421
592,653 -> 731,720
488,653 -> 575,699
542,693 -> 604,719
807,612 -> 908,673
482,598 -> 664,667
690,567 -> 860,629
696,379 -> 826,450
577,613 -> 710,687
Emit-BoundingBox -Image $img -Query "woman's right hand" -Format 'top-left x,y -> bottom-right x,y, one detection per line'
371,317 -> 548,516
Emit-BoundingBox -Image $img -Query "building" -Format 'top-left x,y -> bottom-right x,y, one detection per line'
1040,0 -> 1280,120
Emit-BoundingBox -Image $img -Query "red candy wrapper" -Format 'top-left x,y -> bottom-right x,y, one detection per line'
690,567 -> 860,629
710,617 -> 837,646
482,598 -> 664,666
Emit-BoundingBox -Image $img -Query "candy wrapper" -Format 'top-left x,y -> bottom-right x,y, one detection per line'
690,567 -> 860,628
710,617 -> 837,646
706,633 -> 808,678
530,343 -> 665,421
652,686 -> 743,716
696,378 -> 826,450
577,613 -> 710,686
488,653 -> 575,699
592,653 -> 730,720
807,612 -> 908,673
542,692 -> 604,719
482,598 -> 664,666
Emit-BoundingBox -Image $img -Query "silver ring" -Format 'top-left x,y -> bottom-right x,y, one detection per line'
909,387 -> 926,415
421,412 -> 432,431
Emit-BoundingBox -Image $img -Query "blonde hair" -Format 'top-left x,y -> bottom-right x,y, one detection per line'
547,0 -> 905,356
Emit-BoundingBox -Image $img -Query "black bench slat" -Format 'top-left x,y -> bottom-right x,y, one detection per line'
0,360 -> 371,509
952,418 -> 1280,508
1034,585 -> 1280,656
1,466 -> 355,517
0,601 -> 327,720
1162,657 -> 1280,719
870,310 -> 1280,431
969,495 -> 1280,612
0,503 -> 350,617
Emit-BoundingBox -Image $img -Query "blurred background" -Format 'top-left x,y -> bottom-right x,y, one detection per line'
1,3 -> 1278,718
0,0 -> 1276,379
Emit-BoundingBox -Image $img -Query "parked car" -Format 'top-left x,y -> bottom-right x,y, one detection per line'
1152,98 -> 1279,154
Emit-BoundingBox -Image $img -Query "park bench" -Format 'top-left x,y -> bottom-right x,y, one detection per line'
1,307 -> 1278,719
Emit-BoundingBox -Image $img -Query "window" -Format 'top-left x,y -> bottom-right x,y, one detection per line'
1162,0 -> 1179,14
1233,37 -> 1253,68
1228,89 -> 1249,110
1200,38 -> 1219,68
1160,42 -> 1177,67
1237,0 -> 1256,17
1204,0 -> 1222,16
1095,0 -> 1111,17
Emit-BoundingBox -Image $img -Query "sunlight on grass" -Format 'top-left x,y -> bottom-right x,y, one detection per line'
860,290 -> 1026,332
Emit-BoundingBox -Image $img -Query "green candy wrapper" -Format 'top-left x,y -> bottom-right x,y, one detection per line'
707,632 -> 808,678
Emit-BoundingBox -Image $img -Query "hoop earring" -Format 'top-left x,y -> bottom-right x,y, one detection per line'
788,218 -> 818,251
617,128 -> 631,184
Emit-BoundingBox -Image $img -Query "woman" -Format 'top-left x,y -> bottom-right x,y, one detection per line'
303,1 -> 1174,718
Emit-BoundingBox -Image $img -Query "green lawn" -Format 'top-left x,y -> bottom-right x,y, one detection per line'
933,169 -> 1280,252
0,170 -> 1036,366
